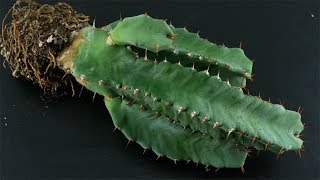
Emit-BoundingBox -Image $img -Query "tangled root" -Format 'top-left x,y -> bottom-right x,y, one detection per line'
0,0 -> 89,95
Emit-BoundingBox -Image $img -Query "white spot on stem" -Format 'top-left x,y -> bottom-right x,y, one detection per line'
46,35 -> 54,43
80,75 -> 86,81
190,111 -> 197,118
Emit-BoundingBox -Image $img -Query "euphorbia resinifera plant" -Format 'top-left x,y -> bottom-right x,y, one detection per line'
0,0 -> 304,172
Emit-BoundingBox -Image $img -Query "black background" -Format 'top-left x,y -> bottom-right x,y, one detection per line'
0,0 -> 319,179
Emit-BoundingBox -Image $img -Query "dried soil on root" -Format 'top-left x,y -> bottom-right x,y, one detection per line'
1,0 -> 89,96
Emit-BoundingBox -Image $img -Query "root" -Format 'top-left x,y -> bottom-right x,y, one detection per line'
0,0 -> 89,95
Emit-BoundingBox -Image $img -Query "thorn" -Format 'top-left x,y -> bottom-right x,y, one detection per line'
296,149 -> 302,158
195,162 -> 199,168
191,130 -> 195,133
126,100 -> 135,106
153,97 -> 158,102
164,56 -> 168,63
276,147 -> 285,160
246,89 -> 250,96
298,106 -> 304,115
173,48 -> 178,54
205,65 -> 210,76
251,136 -> 258,145
92,92 -> 96,103
80,74 -> 86,81
226,79 -> 231,86
144,49 -> 148,61
303,123 -> 309,128
250,74 -> 255,81
79,86 -> 84,98
174,159 -> 177,165
280,99 -> 286,106
227,128 -> 235,138
139,104 -> 145,110
178,60 -> 181,66
187,52 -> 192,57
119,12 -> 123,21
177,106 -> 184,114
205,165 -> 210,172
252,59 -> 255,64
154,58 -> 158,64
244,147 -> 253,158
216,70 -> 220,80
133,88 -> 139,95
112,126 -> 118,133
144,12 -> 149,16
213,121 -> 220,128
239,87 -> 243,93
125,139 -> 132,149
264,141 -> 271,151
239,41 -> 242,49
190,111 -> 197,119
192,63 -> 195,71
240,165 -> 245,174
127,46 -> 132,51
170,33 -> 178,40
156,155 -> 162,160
186,160 -> 190,164
196,30 -> 200,36
198,55 -> 203,60
201,117 -> 208,123
98,80 -> 103,86
257,150 -> 260,157
268,98 -> 271,103
214,168 -> 220,173
258,92 -> 262,99
92,18 -> 96,28
143,148 -> 147,155
144,92 -> 149,96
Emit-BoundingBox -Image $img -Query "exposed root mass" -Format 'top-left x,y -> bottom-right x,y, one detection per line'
1,0 -> 89,95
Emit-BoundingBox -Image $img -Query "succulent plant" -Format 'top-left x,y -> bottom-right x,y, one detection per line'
56,14 -> 304,170
1,0 -> 304,172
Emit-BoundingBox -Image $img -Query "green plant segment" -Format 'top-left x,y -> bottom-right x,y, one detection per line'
0,0 -> 305,171
56,14 -> 303,169
103,15 -> 252,88
105,97 -> 247,168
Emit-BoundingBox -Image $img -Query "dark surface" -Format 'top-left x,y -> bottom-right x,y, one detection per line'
0,0 -> 319,179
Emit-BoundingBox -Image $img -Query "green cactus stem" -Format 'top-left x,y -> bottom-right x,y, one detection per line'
1,0 -> 304,170
105,97 -> 248,168
103,15 -> 253,88
57,20 -> 303,157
